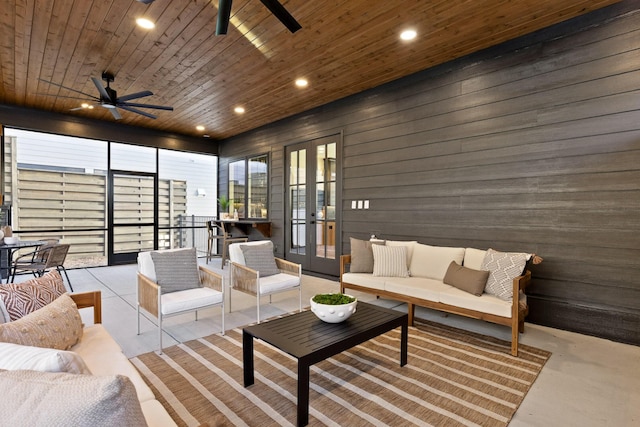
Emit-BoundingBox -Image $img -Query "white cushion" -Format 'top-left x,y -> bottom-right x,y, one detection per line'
463,247 -> 487,270
440,286 -> 512,318
141,399 -> 178,426
385,277 -> 451,303
409,244 -> 465,280
258,273 -> 300,295
385,240 -> 417,268
160,287 -> 223,315
341,272 -> 386,291
0,342 -> 91,374
72,325 -> 155,403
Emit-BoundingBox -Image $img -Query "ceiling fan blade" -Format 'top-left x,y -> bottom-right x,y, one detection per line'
118,105 -> 158,119
37,78 -> 97,99
117,90 -> 153,102
91,77 -> 112,101
119,102 -> 173,111
216,0 -> 233,35
107,108 -> 122,120
259,0 -> 301,33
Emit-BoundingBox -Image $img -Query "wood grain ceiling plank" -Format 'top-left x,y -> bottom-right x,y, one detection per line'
0,1 -> 19,98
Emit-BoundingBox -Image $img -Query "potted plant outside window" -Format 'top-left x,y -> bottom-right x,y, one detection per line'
217,195 -> 231,219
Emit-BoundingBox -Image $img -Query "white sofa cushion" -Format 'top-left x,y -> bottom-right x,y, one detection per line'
440,286 -> 513,318
258,273 -> 300,295
385,240 -> 417,268
140,399 -> 179,427
463,247 -> 487,270
385,277 -> 452,303
72,324 -> 155,403
0,342 -> 91,374
341,273 -> 386,291
409,244 -> 465,281
161,287 -> 223,315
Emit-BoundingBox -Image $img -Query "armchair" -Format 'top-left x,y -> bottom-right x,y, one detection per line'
137,248 -> 224,354
228,241 -> 301,323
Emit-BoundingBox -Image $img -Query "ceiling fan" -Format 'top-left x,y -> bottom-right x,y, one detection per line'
215,0 -> 301,35
38,72 -> 173,120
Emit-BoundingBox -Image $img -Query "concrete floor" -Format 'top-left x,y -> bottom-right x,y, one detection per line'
41,261 -> 639,427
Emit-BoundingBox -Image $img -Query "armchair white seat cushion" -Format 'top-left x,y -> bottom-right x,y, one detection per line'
228,241 -> 302,322
160,287 -> 224,315
137,247 -> 225,353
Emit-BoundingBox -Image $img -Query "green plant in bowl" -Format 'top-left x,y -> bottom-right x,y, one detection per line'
310,293 -> 357,323
312,293 -> 356,305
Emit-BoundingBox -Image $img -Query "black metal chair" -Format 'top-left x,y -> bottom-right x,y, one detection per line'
10,243 -> 72,290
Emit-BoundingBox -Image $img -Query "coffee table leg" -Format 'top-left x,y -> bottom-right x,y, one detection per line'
400,320 -> 408,366
243,330 -> 254,386
297,361 -> 310,426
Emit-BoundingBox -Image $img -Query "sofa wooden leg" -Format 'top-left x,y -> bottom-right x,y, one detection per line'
407,303 -> 415,326
519,320 -> 525,333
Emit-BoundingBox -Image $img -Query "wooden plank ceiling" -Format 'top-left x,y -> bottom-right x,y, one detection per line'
0,0 -> 622,140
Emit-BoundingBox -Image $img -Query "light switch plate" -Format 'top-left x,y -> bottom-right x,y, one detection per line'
351,200 -> 357,209
364,200 -> 369,209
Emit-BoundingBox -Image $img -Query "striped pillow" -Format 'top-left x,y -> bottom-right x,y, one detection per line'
0,270 -> 66,322
372,245 -> 408,277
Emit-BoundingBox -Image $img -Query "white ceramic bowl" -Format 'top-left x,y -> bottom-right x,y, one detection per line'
3,237 -> 18,244
310,294 -> 357,323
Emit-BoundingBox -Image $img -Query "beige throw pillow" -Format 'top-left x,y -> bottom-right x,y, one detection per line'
349,237 -> 384,273
443,261 -> 490,296
0,293 -> 83,350
0,370 -> 148,426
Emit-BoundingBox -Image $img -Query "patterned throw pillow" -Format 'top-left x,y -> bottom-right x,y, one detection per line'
0,370 -> 147,426
0,270 -> 66,322
151,247 -> 201,294
240,242 -> 279,277
481,249 -> 528,301
0,293 -> 83,350
372,244 -> 408,277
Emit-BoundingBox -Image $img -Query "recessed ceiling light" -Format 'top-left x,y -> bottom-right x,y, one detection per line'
234,106 -> 245,114
196,125 -> 205,131
400,29 -> 417,41
295,78 -> 308,88
136,18 -> 155,29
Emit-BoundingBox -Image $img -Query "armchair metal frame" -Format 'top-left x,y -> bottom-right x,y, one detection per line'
137,264 -> 225,354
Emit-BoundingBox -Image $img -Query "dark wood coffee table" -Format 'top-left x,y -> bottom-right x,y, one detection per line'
243,301 -> 408,426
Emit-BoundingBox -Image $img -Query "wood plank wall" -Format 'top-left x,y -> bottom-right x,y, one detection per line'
220,2 -> 640,346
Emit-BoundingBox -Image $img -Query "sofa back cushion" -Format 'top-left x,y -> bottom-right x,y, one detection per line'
409,244 -> 465,280
463,248 -> 487,270
385,240 -> 416,270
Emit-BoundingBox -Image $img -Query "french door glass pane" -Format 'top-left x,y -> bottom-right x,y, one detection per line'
316,143 -> 336,259
289,149 -> 306,254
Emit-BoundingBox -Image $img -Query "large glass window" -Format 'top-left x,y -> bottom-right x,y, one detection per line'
2,128 -> 217,268
228,154 -> 268,219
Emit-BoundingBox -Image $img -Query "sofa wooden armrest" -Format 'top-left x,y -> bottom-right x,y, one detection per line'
70,291 -> 102,324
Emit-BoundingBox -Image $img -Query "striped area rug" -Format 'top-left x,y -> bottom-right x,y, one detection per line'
131,318 -> 550,427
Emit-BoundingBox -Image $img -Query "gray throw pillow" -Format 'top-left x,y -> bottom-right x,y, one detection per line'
240,242 -> 279,277
349,237 -> 384,273
150,248 -> 201,294
443,261 -> 490,296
